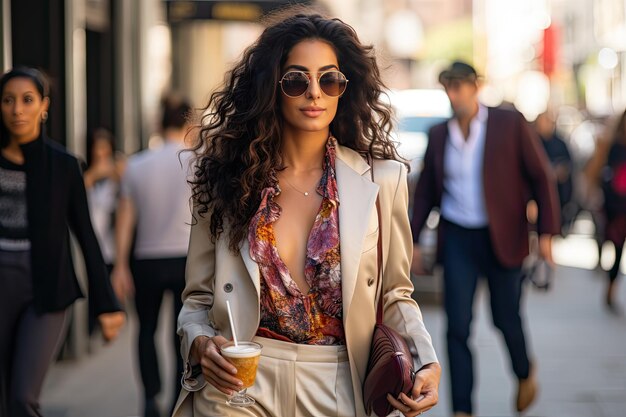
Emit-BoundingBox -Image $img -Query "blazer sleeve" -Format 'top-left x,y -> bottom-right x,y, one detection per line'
177,205 -> 218,392
517,112 -> 560,235
411,128 -> 438,243
380,162 -> 439,369
68,158 -> 121,315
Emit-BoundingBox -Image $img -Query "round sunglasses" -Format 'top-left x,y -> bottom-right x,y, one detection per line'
279,70 -> 349,98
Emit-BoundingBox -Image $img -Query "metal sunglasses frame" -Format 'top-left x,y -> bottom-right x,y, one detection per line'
279,70 -> 349,98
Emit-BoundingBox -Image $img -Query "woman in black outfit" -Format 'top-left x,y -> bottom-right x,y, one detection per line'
0,67 -> 125,417
602,109 -> 626,311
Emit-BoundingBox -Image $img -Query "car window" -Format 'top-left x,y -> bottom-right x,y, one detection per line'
399,116 -> 449,133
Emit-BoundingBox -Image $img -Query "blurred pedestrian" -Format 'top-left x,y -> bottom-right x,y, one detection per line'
411,61 -> 560,417
0,67 -> 124,417
111,95 -> 193,417
535,110 -> 576,234
598,109 -> 626,311
84,128 -> 124,270
84,128 -> 125,333
582,119 -> 612,269
173,11 -> 440,417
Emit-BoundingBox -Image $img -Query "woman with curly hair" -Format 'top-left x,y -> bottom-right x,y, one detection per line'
173,11 -> 440,417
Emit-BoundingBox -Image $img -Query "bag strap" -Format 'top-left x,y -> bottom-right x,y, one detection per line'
375,197 -> 384,325
368,153 -> 384,326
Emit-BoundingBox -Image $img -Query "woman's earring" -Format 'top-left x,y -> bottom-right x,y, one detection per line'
42,111 -> 48,122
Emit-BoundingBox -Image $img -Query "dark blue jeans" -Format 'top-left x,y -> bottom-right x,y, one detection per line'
442,220 -> 530,415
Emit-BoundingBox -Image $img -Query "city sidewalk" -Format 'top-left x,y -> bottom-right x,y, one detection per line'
41,239 -> 626,417
423,264 -> 626,417
41,294 -> 179,417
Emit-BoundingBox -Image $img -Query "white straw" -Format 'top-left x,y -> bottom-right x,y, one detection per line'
226,300 -> 238,347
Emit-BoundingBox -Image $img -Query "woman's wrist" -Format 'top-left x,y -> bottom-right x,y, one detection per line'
419,362 -> 441,373
192,335 -> 211,363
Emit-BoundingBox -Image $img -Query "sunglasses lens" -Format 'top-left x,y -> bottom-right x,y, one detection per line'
320,72 -> 347,97
281,72 -> 309,97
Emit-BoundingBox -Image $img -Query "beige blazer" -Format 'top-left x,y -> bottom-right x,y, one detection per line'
175,145 -> 438,416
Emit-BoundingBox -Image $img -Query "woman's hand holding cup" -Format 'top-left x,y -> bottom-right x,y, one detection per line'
192,335 -> 243,396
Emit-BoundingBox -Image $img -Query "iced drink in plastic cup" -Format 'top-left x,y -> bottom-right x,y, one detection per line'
220,341 -> 262,407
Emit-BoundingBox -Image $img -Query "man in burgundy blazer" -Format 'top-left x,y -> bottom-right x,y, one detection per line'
410,61 -> 560,417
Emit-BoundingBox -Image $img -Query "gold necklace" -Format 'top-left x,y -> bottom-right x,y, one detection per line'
281,175 -> 317,197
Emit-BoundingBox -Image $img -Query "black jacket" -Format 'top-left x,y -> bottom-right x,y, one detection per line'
19,133 -> 121,315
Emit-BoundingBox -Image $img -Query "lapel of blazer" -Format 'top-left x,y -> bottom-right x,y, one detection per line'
334,145 -> 379,318
482,107 -> 496,185
240,231 -> 261,299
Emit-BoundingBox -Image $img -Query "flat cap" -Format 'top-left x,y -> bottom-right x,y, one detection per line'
438,61 -> 479,84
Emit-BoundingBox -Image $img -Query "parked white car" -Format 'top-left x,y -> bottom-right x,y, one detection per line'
385,88 -> 452,210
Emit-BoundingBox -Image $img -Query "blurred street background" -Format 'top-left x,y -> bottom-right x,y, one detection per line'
2,0 -> 626,416
3,0 -> 625,156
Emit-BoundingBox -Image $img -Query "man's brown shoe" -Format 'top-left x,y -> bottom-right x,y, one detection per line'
516,365 -> 538,412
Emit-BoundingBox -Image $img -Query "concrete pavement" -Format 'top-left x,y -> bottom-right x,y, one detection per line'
41,294 -> 178,417
420,264 -> 626,417
40,235 -> 626,417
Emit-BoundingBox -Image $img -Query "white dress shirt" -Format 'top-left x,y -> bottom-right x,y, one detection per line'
441,104 -> 489,228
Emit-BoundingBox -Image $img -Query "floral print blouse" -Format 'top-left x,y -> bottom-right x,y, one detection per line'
248,138 -> 345,345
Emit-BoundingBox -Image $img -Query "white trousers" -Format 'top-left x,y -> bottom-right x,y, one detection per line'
185,336 -> 357,417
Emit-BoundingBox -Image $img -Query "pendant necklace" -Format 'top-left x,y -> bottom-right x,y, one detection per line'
282,176 -> 316,197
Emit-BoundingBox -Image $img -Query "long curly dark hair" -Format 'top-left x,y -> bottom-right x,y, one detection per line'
189,12 -> 399,251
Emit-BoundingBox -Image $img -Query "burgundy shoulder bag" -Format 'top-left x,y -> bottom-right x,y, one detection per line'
363,160 -> 417,417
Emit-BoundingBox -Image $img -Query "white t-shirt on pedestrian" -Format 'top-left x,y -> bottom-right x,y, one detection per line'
121,140 -> 192,259
87,178 -> 117,264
